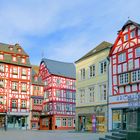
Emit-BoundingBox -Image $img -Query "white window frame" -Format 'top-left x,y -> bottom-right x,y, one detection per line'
118,53 -> 126,63
12,99 -> 17,108
99,84 -> 107,101
12,82 -> 18,90
79,89 -> 85,103
131,70 -> 140,82
89,64 -> 95,78
79,68 -> 85,80
62,118 -> 67,126
89,86 -> 94,102
0,79 -> 4,88
124,34 -> 129,41
99,60 -> 107,74
119,73 -> 129,85
21,100 -> 26,108
0,54 -> 3,60
22,68 -> 26,75
21,83 -> 27,91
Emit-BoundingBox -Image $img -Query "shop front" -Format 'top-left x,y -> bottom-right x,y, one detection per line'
7,115 -> 28,129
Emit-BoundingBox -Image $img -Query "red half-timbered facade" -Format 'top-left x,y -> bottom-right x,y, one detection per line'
0,43 -> 31,129
30,65 -> 44,130
109,20 -> 140,131
39,58 -> 76,130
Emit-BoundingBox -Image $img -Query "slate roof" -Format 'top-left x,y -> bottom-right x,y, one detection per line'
75,41 -> 112,63
41,58 -> 76,79
31,65 -> 44,86
122,20 -> 140,30
0,42 -> 31,67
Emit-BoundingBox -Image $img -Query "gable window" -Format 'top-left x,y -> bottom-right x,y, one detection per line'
99,84 -> 107,101
12,67 -> 18,74
22,68 -> 26,76
119,73 -> 129,85
89,87 -> 94,102
135,47 -> 140,58
21,58 -> 25,63
124,34 -> 128,41
12,99 -> 17,108
12,82 -> 18,91
79,68 -> 85,80
12,56 -> 17,62
130,30 -> 135,38
118,53 -> 126,63
21,83 -> 27,91
21,100 -> 26,108
0,64 -> 4,72
99,61 -> 107,74
89,64 -> 95,78
0,54 -> 3,60
0,80 -> 4,88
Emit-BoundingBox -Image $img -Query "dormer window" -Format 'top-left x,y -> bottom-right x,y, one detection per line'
118,53 -> 126,63
17,48 -> 21,52
34,76 -> 38,82
130,30 -> 135,38
0,64 -> 4,72
9,46 -> 13,51
0,54 -> 3,60
21,58 -> 25,63
124,34 -> 128,41
12,56 -> 17,62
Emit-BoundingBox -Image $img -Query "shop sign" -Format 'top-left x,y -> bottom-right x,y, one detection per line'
109,93 -> 140,103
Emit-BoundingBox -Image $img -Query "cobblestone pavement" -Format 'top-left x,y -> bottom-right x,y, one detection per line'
0,129 -> 108,140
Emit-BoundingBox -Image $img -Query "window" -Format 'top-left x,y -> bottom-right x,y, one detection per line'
89,65 -> 95,77
131,70 -> 140,82
99,84 -> 107,101
118,53 -> 126,63
62,118 -> 67,126
12,100 -> 17,108
21,100 -> 26,108
124,34 -> 128,41
56,103 -> 61,111
21,58 -> 25,63
44,91 -> 49,100
66,90 -> 70,99
66,104 -> 70,112
56,79 -> 61,85
0,96 -> 3,104
44,81 -> 48,86
21,83 -> 27,91
68,118 -> 72,127
119,73 -> 129,85
138,29 -> 140,36
12,67 -> 18,74
12,56 -> 17,62
0,80 -> 4,88
56,118 -> 61,127
56,90 -> 61,97
0,54 -> 3,60
22,68 -> 26,76
130,30 -> 135,38
0,64 -> 4,72
135,47 -> 140,57
99,61 -> 107,74
89,87 -> 94,102
12,82 -> 18,91
79,89 -> 85,103
79,68 -> 85,80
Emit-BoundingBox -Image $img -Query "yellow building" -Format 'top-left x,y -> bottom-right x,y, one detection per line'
75,41 -> 112,132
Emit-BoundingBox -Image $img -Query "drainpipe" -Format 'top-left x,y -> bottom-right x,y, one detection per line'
107,56 -> 110,132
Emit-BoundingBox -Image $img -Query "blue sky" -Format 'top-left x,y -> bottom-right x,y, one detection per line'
0,0 -> 140,65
